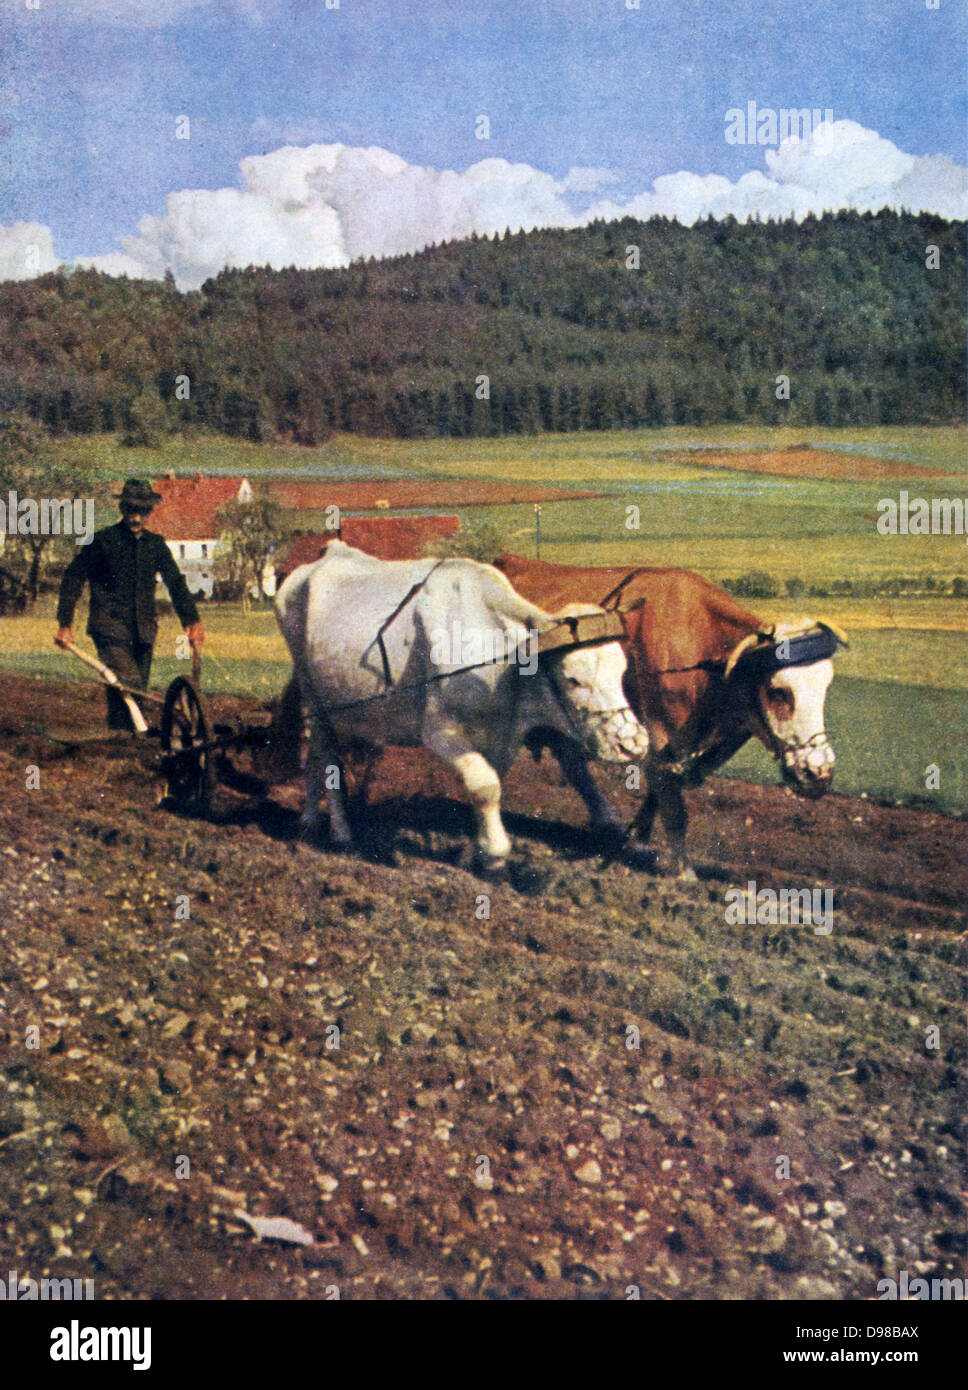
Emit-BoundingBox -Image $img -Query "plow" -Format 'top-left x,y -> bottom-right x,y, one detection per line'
56,639 -> 273,818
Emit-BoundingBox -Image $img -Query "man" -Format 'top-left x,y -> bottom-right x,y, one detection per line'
56,478 -> 205,731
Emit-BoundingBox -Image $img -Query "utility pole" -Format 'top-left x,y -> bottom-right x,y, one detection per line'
534,503 -> 542,559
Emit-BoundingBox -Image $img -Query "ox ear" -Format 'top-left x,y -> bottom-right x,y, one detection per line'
617,597 -> 645,614
723,628 -> 774,680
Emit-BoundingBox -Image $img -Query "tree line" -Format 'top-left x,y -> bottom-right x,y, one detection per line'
0,209 -> 963,443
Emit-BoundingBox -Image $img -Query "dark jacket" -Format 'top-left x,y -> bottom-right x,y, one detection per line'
57,522 -> 200,645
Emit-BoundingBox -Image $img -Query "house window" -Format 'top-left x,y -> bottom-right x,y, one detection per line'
179,544 -> 186,558
201,543 -> 208,557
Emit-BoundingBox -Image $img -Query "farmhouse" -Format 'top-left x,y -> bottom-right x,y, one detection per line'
150,473 -> 254,598
151,473 -> 461,597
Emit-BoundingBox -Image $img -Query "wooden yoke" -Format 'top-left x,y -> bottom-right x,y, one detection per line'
535,610 -> 627,656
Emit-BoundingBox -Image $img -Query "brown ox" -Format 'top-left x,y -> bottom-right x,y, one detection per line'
496,554 -> 845,876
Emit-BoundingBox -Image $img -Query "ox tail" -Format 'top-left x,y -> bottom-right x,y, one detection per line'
254,674 -> 304,784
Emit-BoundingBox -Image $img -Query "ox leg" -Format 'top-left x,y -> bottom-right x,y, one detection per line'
528,729 -> 625,837
558,740 -> 627,839
302,712 -> 353,848
532,729 -> 656,870
454,752 -> 511,871
425,734 -> 511,871
654,773 -> 695,881
632,780 -> 659,843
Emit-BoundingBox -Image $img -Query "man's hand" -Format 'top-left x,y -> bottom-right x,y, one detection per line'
186,621 -> 205,648
55,627 -> 75,649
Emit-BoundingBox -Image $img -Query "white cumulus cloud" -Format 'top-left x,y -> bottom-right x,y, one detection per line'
0,222 -> 60,281
81,180 -> 346,285
557,166 -> 625,194
6,120 -> 966,289
80,143 -> 583,288
589,120 -> 967,225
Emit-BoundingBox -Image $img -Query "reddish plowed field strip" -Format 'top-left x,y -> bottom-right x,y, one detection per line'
667,449 -> 952,480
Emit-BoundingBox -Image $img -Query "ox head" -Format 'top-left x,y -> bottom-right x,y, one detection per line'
536,604 -> 651,764
723,620 -> 847,798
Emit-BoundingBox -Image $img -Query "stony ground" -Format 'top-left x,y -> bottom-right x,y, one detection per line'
0,672 -> 964,1301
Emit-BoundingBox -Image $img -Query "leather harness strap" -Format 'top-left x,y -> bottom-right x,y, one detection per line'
369,565 -> 629,688
597,567 -> 650,610
367,560 -> 446,687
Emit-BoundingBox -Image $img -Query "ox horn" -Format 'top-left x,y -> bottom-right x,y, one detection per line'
723,626 -> 775,680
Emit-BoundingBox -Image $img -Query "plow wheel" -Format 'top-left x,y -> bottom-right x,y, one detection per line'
160,676 -> 217,817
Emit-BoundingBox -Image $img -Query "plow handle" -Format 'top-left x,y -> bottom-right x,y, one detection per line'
55,638 -> 150,734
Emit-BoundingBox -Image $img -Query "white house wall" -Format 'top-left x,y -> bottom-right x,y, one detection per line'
161,536 -> 276,600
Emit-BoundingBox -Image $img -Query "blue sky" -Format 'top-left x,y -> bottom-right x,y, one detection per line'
0,0 -> 964,277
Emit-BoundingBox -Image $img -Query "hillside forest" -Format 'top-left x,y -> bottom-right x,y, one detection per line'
0,211 -> 963,446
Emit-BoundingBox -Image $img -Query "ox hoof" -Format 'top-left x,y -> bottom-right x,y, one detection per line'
473,854 -> 509,883
590,822 -> 629,852
326,814 -> 355,847
299,818 -> 324,845
300,818 -> 353,852
622,842 -> 659,873
590,824 -> 657,872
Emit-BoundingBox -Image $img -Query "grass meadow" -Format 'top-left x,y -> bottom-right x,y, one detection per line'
4,424 -> 965,813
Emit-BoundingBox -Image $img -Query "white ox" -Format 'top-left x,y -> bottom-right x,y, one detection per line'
272,541 -> 651,869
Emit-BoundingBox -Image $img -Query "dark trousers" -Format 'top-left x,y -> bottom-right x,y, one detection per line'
93,637 -> 153,731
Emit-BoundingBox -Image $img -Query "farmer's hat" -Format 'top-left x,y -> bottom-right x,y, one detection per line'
115,478 -> 162,511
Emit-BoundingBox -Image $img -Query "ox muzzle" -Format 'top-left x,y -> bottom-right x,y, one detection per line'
576,704 -> 652,764
778,729 -> 836,796
535,610 -> 650,764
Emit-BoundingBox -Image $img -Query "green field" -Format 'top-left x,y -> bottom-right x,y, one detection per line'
55,423 -> 968,484
5,425 -> 966,813
56,424 -> 968,586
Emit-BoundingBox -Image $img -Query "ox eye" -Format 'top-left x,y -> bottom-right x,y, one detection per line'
767,686 -> 795,718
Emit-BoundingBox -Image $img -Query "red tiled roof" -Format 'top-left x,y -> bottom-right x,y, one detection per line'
150,475 -> 249,540
150,475 -> 465,556
277,515 -> 460,577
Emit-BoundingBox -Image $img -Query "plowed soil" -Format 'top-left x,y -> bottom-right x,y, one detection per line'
667,448 -> 951,481
0,672 -> 964,1301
